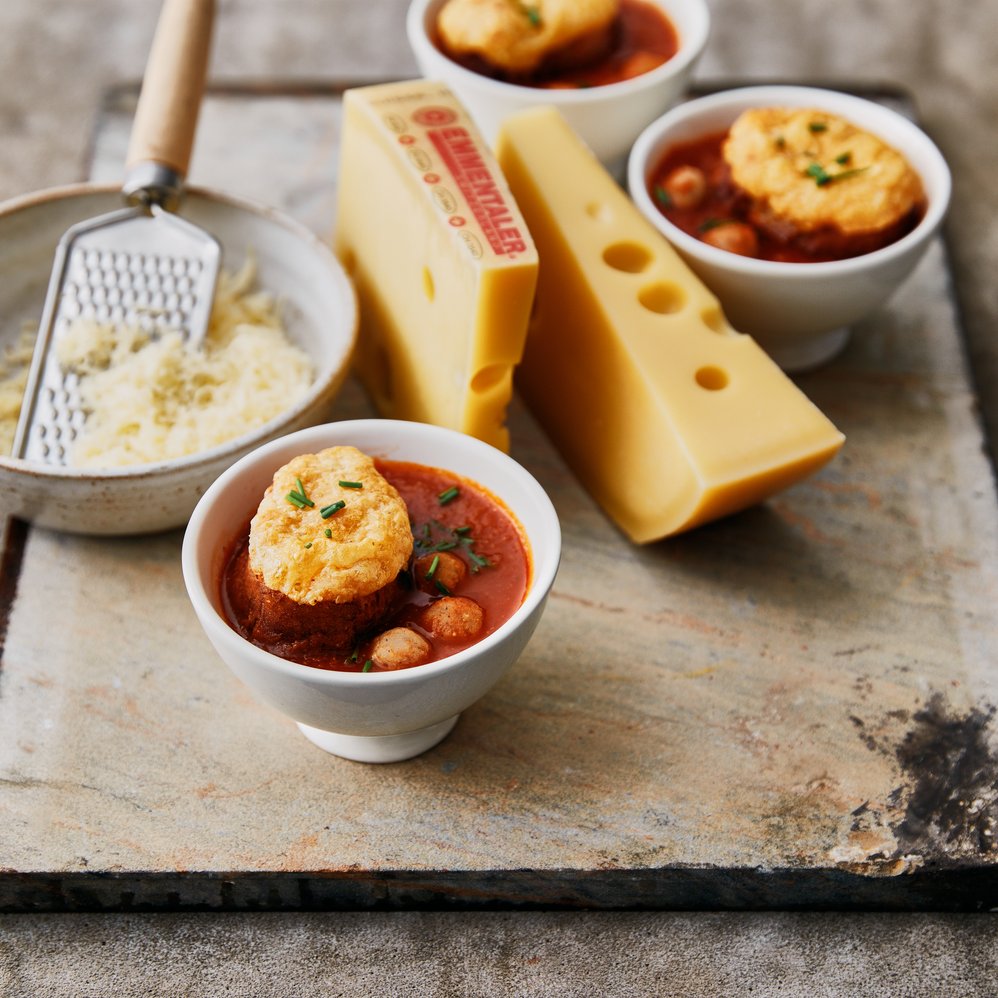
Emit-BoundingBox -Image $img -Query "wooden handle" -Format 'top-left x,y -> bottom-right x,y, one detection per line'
126,0 -> 215,175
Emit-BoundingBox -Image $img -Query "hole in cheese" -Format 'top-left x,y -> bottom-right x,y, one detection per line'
339,248 -> 357,275
471,364 -> 508,393
695,366 -> 729,391
700,304 -> 731,334
602,242 -> 652,274
422,266 -> 436,302
586,202 -> 614,223
638,281 -> 685,315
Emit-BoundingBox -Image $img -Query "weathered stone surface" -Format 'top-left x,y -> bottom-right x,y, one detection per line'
1,0 -> 997,990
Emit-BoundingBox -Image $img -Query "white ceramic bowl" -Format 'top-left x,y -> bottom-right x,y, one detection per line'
182,419 -> 561,763
406,0 -> 710,168
0,184 -> 357,534
628,85 -> 952,371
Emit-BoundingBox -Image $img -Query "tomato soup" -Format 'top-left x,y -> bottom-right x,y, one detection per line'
649,130 -> 925,263
438,0 -> 679,89
221,459 -> 530,673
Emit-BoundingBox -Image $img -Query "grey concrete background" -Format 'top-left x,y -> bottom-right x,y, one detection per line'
2,0 -> 998,992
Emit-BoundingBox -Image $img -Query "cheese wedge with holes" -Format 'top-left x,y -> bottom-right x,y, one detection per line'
334,80 -> 538,452
496,106 -> 845,543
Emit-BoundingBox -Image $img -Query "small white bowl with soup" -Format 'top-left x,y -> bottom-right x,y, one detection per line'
182,418 -> 561,763
628,85 -> 952,370
407,0 -> 710,169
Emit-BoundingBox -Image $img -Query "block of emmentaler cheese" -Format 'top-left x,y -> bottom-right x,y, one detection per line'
495,106 -> 845,543
335,80 -> 538,452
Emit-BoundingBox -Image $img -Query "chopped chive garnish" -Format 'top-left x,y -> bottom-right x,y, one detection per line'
698,217 -> 732,232
835,151 -> 852,165
286,478 -> 315,509
455,525 -> 472,536
468,551 -> 492,573
338,480 -> 363,489
304,541 -> 312,549
362,659 -> 373,673
808,121 -> 828,133
653,184 -> 672,208
324,528 -> 332,538
437,486 -> 460,505
426,554 -> 440,579
806,162 -> 831,185
806,161 -> 869,186
522,3 -> 541,27
435,579 -> 452,596
348,647 -> 359,663
320,500 -> 346,518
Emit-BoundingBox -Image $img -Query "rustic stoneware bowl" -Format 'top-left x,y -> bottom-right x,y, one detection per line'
0,183 -> 357,534
406,0 -> 710,170
182,418 -> 562,763
627,85 -> 952,371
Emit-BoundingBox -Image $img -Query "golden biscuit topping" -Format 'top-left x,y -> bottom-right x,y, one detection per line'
438,0 -> 618,75
249,446 -> 413,605
723,107 -> 924,235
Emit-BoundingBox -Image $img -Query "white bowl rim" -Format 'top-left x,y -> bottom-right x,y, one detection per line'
627,83 -> 952,279
0,181 -> 358,482
182,418 -> 562,687
405,0 -> 711,104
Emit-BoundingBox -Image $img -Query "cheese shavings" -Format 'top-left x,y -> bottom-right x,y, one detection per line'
0,326 -> 36,456
54,257 -> 313,468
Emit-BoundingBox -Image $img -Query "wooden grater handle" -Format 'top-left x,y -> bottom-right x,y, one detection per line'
126,0 -> 215,177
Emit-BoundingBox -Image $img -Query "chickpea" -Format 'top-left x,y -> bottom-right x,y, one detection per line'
413,551 -> 467,595
369,627 -> 431,671
419,596 -> 485,641
660,165 -> 707,209
701,221 -> 759,258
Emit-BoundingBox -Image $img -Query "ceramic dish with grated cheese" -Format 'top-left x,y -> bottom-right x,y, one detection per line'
0,184 -> 357,535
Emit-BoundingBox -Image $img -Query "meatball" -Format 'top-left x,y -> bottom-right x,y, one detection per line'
369,627 -> 432,671
659,165 -> 707,209
414,551 -> 468,595
701,221 -> 759,257
419,596 -> 485,641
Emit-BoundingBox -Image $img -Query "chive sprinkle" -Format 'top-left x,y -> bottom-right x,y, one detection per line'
320,500 -> 346,518
522,4 -> 541,27
286,478 -> 314,508
698,217 -> 733,232
808,121 -> 828,133
438,486 -> 460,505
835,151 -> 852,165
653,184 -> 672,208
435,579 -> 452,596
324,528 -> 332,538
348,647 -> 359,663
426,554 -> 440,579
362,659 -> 373,673
455,525 -> 472,536
338,480 -> 363,489
304,541 -> 312,549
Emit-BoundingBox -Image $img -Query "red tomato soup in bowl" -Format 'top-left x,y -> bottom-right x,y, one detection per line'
627,86 -> 951,370
406,0 -> 710,166
182,418 -> 561,762
221,458 -> 530,673
434,0 -> 680,89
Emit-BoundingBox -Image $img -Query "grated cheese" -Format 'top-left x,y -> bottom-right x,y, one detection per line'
50,256 -> 314,468
0,326 -> 36,456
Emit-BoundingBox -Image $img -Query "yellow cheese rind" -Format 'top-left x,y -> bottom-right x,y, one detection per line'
335,80 -> 538,452
496,106 -> 845,543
